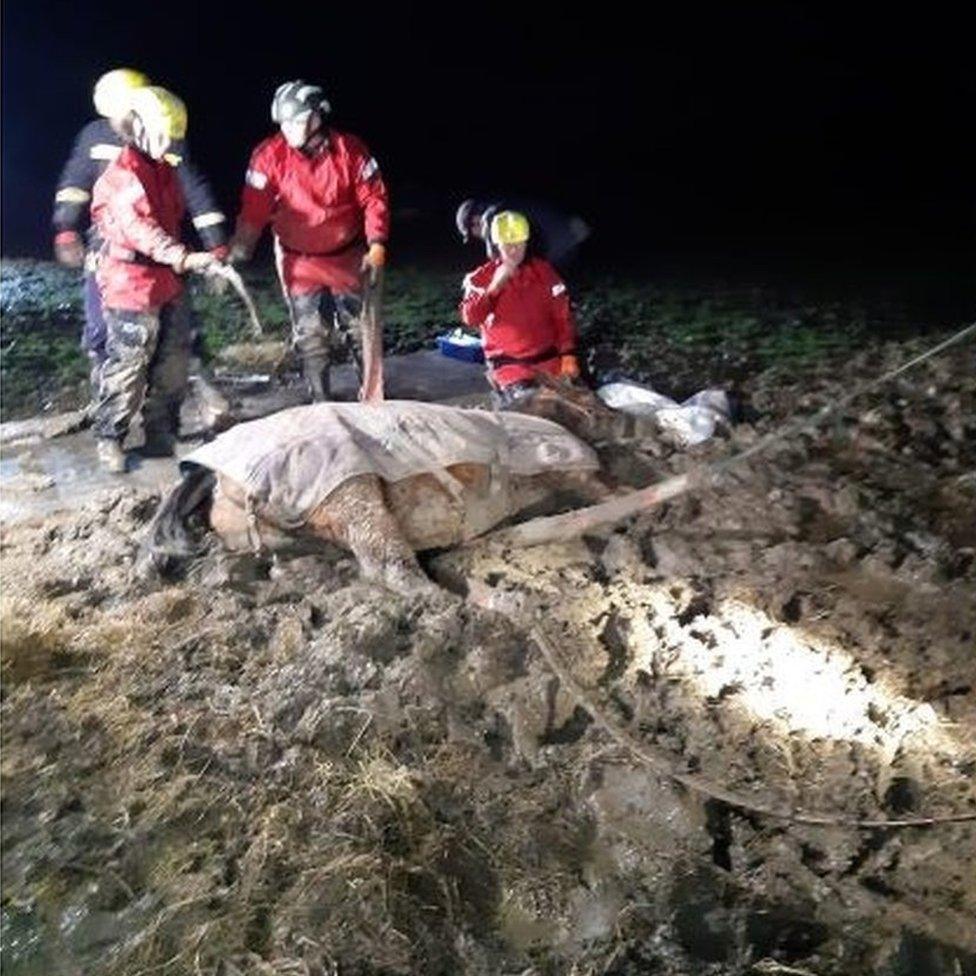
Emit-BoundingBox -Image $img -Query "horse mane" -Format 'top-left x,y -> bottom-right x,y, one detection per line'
141,464 -> 216,576
522,373 -> 646,445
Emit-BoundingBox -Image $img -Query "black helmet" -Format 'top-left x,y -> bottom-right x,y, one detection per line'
271,80 -> 331,125
455,198 -> 485,243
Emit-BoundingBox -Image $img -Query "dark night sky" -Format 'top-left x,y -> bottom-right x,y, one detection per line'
2,1 -> 975,262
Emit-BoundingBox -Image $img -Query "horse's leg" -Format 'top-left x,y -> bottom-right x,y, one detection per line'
304,475 -> 437,596
209,488 -> 253,551
561,469 -> 614,503
209,478 -> 293,552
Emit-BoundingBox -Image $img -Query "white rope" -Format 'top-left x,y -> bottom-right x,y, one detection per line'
721,320 -> 976,472
207,264 -> 265,338
529,626 -> 976,829
492,322 -> 976,547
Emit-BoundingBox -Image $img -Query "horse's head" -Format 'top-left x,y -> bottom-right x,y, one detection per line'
513,374 -> 658,447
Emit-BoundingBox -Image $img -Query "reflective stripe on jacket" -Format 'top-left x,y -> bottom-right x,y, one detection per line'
53,119 -> 227,248
237,129 -> 389,291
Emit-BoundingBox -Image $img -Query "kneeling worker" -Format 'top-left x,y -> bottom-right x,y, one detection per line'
459,211 -> 580,407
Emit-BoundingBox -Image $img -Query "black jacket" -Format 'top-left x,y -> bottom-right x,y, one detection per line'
53,119 -> 228,249
478,197 -> 590,271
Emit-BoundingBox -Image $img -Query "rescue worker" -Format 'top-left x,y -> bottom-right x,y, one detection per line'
460,211 -> 580,408
455,197 -> 590,273
230,81 -> 390,402
90,87 -> 219,473
53,69 -> 229,383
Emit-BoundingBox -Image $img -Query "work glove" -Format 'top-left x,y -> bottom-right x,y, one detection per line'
180,251 -> 219,274
361,242 -> 386,272
560,355 -> 581,380
54,231 -> 85,269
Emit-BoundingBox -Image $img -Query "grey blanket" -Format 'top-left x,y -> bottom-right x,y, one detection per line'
183,400 -> 597,527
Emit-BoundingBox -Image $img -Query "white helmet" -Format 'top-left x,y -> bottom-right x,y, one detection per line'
271,80 -> 331,125
128,87 -> 187,160
93,68 -> 150,120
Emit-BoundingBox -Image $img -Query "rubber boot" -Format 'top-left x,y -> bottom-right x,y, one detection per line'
303,354 -> 331,402
97,438 -> 127,474
141,429 -> 177,458
188,370 -> 233,431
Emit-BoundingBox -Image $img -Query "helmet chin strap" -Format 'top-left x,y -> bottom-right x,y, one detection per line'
131,114 -> 169,160
303,127 -> 327,154
298,112 -> 327,155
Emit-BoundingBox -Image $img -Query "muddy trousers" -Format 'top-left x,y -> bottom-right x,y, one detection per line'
85,265 -> 218,423
286,289 -> 363,401
92,296 -> 191,444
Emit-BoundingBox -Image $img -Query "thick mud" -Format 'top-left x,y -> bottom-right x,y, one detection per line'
1,336 -> 975,975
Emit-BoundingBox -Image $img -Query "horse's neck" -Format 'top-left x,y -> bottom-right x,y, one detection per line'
506,473 -> 554,513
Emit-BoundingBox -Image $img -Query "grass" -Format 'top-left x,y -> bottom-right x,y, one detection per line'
0,262 -> 91,417
0,256 -> 958,420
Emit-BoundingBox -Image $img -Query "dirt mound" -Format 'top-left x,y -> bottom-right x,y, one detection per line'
2,335 -> 975,975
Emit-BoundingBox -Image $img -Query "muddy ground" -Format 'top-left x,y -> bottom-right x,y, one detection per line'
2,335 -> 975,975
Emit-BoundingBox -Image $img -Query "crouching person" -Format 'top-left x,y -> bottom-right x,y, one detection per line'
460,211 -> 581,410
90,87 -> 218,473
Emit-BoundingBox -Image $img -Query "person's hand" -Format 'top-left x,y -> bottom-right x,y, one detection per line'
228,227 -> 259,264
181,251 -> 218,274
487,262 -> 514,294
560,354 -> 581,380
203,246 -> 231,293
228,243 -> 251,264
361,242 -> 386,273
54,232 -> 85,269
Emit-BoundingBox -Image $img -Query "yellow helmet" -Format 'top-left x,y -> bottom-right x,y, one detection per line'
93,68 -> 150,119
129,86 -> 188,141
490,210 -> 530,246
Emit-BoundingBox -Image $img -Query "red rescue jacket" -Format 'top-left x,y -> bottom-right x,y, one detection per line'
237,130 -> 390,295
91,147 -> 187,311
460,257 -> 578,388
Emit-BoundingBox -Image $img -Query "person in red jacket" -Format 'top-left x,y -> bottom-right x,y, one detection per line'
460,211 -> 580,407
90,87 -> 218,473
229,81 -> 390,402
53,69 -> 229,381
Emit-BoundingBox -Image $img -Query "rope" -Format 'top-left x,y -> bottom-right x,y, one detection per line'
500,324 -> 976,827
490,321 -> 976,547
530,626 -> 976,829
714,320 -> 976,472
207,264 -> 265,338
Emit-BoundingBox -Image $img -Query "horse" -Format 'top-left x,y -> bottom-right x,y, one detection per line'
146,400 -> 613,594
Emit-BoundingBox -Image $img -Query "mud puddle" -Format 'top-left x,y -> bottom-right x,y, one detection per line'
0,350 -> 491,526
1,335 -> 974,975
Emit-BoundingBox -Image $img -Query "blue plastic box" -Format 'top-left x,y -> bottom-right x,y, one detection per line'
436,330 -> 485,363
